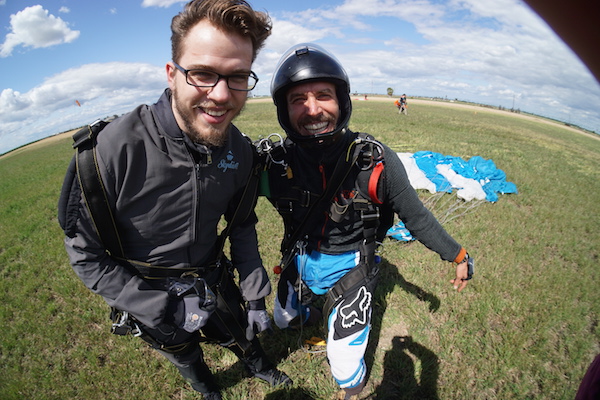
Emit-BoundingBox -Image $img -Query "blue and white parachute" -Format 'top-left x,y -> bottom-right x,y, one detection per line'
387,151 -> 517,241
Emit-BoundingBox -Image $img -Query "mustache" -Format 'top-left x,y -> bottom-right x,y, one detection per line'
297,115 -> 333,125
192,101 -> 234,109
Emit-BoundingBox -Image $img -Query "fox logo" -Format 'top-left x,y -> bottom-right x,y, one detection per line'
339,286 -> 372,329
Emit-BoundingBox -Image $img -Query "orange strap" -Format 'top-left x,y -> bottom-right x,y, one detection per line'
368,161 -> 384,204
453,247 -> 467,264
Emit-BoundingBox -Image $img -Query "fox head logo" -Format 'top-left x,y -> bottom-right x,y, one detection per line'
339,286 -> 372,329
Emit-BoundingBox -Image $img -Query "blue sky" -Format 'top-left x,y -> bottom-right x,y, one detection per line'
1,0 -> 599,154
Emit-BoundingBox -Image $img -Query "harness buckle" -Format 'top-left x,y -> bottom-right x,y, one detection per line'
276,200 -> 293,214
111,310 -> 143,337
255,133 -> 288,169
361,208 -> 380,222
299,190 -> 312,208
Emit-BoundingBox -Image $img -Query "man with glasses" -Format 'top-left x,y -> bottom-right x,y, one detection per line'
59,1 -> 290,399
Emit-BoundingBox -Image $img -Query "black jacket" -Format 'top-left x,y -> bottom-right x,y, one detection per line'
63,89 -> 270,328
264,130 -> 463,261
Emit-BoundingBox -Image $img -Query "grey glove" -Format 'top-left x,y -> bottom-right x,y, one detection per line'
169,277 -> 217,333
180,296 -> 213,333
246,299 -> 273,340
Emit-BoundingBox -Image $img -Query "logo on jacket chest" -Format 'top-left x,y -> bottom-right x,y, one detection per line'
217,151 -> 240,172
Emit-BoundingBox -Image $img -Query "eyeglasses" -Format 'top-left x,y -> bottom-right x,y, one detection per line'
173,62 -> 258,91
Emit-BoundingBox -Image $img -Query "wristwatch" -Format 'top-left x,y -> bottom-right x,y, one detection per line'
460,253 -> 475,280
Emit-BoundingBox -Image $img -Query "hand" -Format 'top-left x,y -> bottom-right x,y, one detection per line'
169,277 -> 217,333
450,255 -> 474,293
246,309 -> 273,341
450,261 -> 469,292
180,295 -> 214,333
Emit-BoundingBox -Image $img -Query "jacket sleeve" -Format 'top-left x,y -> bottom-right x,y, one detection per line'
225,138 -> 271,303
382,144 -> 463,262
228,210 -> 271,302
64,196 -> 169,328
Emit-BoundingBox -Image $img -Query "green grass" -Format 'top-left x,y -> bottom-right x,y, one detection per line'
1,100 -> 599,399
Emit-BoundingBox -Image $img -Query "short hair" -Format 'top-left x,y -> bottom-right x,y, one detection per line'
171,0 -> 271,63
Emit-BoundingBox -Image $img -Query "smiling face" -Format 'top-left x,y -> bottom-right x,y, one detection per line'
167,20 -> 253,147
286,81 -> 340,138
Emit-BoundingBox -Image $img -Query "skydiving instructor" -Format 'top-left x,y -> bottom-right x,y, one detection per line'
260,43 -> 474,400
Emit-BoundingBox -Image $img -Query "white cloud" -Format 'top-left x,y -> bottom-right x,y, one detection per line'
0,5 -> 80,57
257,0 -> 600,132
266,18 -> 336,53
1,0 -> 598,154
141,0 -> 185,8
0,62 -> 166,154
59,7 -> 70,14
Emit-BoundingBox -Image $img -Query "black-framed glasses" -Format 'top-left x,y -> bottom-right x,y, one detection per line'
173,62 -> 258,91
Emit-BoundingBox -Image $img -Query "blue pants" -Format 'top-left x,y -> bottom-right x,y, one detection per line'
274,251 -> 374,392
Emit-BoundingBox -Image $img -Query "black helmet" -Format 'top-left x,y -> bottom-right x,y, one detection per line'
270,43 -> 352,146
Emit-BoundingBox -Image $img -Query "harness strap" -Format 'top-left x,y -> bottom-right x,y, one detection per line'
278,138 -> 363,268
322,261 -> 379,332
274,187 -> 320,209
128,262 -> 215,279
123,264 -> 253,356
326,262 -> 376,303
211,155 -> 263,262
368,161 -> 384,205
74,120 -> 125,259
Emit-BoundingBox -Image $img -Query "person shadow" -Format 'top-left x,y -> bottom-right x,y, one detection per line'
365,257 -> 441,399
372,335 -> 440,399
264,387 -> 319,400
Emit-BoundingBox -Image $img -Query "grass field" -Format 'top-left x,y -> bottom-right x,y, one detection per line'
1,100 -> 599,400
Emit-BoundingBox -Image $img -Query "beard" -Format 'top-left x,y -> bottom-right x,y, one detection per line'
294,114 -> 337,136
171,88 -> 238,147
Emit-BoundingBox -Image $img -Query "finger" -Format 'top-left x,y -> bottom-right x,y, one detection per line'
450,278 -> 466,291
245,325 -> 256,341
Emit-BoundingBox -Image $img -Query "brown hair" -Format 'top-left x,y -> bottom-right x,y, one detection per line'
171,0 -> 271,63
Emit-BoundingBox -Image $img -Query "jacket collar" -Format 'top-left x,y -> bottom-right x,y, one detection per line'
152,89 -> 184,139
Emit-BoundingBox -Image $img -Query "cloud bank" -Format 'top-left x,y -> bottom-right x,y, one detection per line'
0,63 -> 165,154
0,5 -> 80,57
0,0 -> 598,154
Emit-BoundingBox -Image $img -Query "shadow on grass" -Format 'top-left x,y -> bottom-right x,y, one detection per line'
209,330 -> 299,393
372,335 -> 440,400
365,258 -> 441,400
265,387 -> 319,400
208,313 -> 321,395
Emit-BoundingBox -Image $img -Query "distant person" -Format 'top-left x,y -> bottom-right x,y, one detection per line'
397,93 -> 408,115
58,1 -> 290,399
262,43 -> 474,400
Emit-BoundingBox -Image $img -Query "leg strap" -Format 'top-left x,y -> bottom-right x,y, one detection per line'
323,261 -> 379,332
